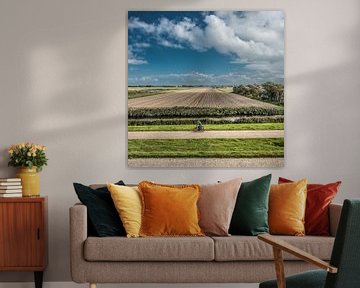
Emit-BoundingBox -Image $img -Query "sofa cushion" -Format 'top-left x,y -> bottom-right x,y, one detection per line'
107,184 -> 142,238
269,179 -> 307,236
212,236 -> 334,261
139,181 -> 203,237
73,181 -> 126,237
84,236 -> 214,261
229,174 -> 271,236
198,178 -> 242,236
279,177 -> 341,236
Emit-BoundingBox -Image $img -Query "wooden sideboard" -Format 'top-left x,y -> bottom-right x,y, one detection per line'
0,197 -> 48,288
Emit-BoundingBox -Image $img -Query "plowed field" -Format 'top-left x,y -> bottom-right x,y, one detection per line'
128,87 -> 277,109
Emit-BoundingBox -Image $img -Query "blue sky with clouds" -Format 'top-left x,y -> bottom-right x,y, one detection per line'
128,11 -> 284,86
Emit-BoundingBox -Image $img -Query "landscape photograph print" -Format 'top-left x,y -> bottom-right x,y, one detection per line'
127,11 -> 284,168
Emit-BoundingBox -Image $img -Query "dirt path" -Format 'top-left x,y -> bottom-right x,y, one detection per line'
128,158 -> 284,168
128,130 -> 284,139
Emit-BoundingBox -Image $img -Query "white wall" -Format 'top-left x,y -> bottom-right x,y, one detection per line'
0,0 -> 359,283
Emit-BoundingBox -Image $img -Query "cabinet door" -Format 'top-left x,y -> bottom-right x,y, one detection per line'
0,202 -> 44,268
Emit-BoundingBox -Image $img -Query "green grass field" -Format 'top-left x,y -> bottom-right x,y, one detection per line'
128,123 -> 284,132
128,138 -> 284,158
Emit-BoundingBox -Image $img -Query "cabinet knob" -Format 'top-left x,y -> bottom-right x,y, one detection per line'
37,228 -> 40,240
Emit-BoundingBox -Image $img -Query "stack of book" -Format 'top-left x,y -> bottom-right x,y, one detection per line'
0,178 -> 22,197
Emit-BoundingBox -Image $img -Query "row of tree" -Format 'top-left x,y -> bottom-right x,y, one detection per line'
233,82 -> 284,104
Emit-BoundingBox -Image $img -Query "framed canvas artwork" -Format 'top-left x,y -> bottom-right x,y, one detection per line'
127,11 -> 284,168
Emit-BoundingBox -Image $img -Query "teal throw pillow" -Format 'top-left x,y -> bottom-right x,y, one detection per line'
229,174 -> 272,236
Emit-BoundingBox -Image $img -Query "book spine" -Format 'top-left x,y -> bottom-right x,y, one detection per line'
0,183 -> 22,186
0,178 -> 21,182
0,190 -> 23,193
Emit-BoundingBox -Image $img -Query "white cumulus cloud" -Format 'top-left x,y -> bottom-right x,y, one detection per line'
128,11 -> 284,82
128,17 -> 156,33
128,46 -> 148,65
128,11 -> 284,65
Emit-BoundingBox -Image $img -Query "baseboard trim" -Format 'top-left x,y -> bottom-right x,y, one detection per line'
0,282 -> 259,288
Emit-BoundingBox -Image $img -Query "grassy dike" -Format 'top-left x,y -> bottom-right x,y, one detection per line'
128,123 -> 284,132
128,138 -> 284,158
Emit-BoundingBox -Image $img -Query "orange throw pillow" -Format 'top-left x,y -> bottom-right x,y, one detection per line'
278,177 -> 341,235
138,181 -> 204,237
269,179 -> 307,236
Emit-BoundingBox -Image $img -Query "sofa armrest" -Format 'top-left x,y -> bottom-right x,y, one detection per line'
329,203 -> 342,237
258,234 -> 338,273
258,233 -> 337,288
69,203 -> 88,283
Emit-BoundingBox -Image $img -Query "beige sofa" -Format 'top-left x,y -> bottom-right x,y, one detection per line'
70,203 -> 342,287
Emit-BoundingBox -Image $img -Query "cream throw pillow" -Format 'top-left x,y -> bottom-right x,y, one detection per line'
198,178 -> 242,236
107,183 -> 142,237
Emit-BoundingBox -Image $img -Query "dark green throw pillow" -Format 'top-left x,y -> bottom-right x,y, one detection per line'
229,174 -> 272,236
73,181 -> 126,237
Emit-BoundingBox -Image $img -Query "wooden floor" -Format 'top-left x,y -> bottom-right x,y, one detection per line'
0,283 -> 259,288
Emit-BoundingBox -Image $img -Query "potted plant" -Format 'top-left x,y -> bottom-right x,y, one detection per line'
8,143 -> 48,197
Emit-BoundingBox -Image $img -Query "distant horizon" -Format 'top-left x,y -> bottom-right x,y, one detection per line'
128,11 -> 284,86
128,82 -> 283,87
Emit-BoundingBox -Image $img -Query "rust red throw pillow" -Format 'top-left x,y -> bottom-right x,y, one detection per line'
278,177 -> 341,236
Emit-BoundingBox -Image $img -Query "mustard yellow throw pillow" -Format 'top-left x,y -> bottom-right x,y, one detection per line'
269,179 -> 307,236
138,181 -> 204,237
107,183 -> 142,238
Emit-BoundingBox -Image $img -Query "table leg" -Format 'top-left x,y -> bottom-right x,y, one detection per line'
34,271 -> 43,288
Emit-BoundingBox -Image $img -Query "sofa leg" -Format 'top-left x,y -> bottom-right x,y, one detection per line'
89,283 -> 96,288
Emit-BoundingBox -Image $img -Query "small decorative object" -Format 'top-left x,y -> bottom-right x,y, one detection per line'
8,143 -> 48,197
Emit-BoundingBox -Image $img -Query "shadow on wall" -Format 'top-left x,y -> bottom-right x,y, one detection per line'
1,0 -> 128,176
0,0 -> 192,282
283,13 -> 360,186
0,0 -> 360,283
